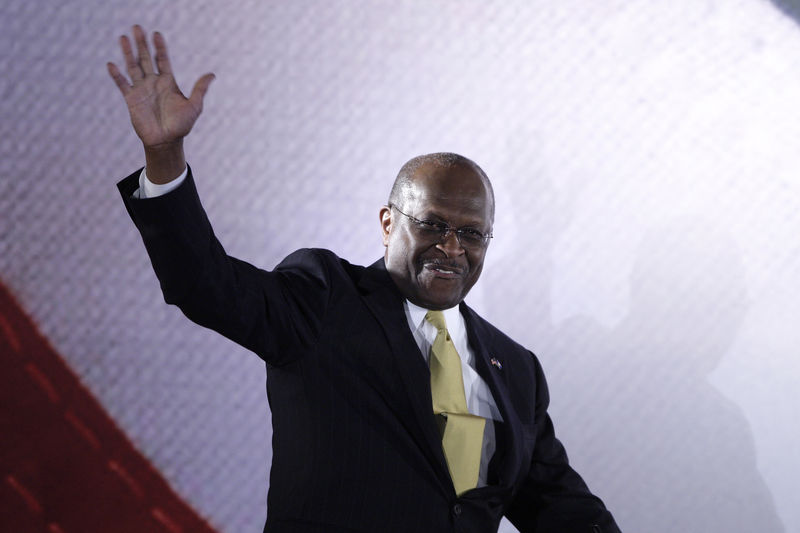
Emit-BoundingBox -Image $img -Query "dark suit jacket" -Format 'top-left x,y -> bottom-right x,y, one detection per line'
118,168 -> 620,533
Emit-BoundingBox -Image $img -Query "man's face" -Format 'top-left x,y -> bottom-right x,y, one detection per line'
381,162 -> 493,310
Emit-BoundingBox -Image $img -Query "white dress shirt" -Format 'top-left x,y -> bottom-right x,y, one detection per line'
402,300 -> 502,422
403,300 -> 502,487
133,166 -> 188,199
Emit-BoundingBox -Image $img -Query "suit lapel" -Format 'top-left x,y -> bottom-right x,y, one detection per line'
460,303 -> 525,488
358,259 -> 453,495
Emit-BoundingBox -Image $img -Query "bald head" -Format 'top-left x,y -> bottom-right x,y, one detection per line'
388,153 -> 495,223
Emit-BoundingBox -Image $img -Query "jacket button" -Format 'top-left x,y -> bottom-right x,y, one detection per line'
452,503 -> 462,516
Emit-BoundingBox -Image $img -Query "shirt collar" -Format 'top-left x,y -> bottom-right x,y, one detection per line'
405,299 -> 463,338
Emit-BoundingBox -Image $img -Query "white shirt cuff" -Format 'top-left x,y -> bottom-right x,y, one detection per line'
134,166 -> 189,199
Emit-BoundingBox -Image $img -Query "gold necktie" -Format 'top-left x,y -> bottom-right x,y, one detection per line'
426,310 -> 486,496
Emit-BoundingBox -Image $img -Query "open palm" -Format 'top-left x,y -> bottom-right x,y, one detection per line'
108,25 -> 214,150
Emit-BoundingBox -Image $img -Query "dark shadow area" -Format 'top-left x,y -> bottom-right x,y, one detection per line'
770,0 -> 800,26
549,217 -> 784,532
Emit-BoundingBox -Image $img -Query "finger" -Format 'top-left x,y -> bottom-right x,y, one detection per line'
188,73 -> 216,112
120,34 -> 143,81
107,62 -> 131,96
153,31 -> 173,76
133,24 -> 155,76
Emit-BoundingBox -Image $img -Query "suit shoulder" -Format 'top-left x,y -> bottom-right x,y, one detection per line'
278,248 -> 360,270
277,248 -> 366,285
279,247 -> 339,266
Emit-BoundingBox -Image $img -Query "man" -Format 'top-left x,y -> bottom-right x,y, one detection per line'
109,26 -> 620,533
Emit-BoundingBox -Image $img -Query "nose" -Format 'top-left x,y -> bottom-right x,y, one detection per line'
436,229 -> 465,256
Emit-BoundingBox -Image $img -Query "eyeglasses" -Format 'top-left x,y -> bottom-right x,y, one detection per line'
389,204 -> 493,249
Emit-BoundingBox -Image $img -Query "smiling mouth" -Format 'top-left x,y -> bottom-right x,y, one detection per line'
423,261 -> 465,278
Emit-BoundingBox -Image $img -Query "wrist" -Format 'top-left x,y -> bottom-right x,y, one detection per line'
143,140 -> 186,184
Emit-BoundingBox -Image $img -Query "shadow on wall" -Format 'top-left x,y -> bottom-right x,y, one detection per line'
550,217 -> 784,533
770,0 -> 800,26
480,124 -> 575,344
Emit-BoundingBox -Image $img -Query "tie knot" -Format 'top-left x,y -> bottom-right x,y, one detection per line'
425,310 -> 448,332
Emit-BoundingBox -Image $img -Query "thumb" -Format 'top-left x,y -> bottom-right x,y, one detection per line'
189,73 -> 216,112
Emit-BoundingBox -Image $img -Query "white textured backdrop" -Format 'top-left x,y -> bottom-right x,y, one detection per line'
1,0 -> 798,531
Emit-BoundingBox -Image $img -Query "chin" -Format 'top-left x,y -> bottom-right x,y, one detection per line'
418,291 -> 463,310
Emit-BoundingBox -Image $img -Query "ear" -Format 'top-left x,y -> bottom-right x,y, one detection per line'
379,206 -> 392,246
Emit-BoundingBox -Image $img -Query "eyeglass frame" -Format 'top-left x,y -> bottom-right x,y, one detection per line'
388,203 -> 493,249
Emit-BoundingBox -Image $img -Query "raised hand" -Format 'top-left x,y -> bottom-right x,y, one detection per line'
108,25 -> 214,183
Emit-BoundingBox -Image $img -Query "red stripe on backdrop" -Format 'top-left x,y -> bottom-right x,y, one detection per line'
0,282 -> 219,533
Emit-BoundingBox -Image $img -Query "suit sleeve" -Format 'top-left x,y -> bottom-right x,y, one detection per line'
504,354 -> 622,533
117,167 -> 330,366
